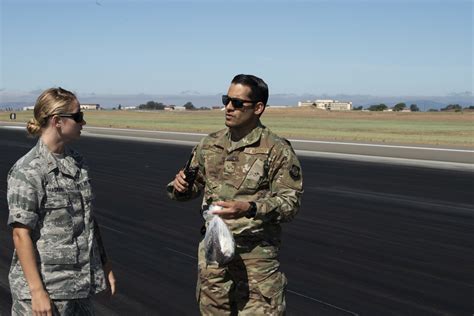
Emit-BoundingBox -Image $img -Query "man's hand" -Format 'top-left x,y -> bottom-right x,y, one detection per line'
31,288 -> 52,316
173,170 -> 189,193
104,262 -> 116,296
211,201 -> 251,219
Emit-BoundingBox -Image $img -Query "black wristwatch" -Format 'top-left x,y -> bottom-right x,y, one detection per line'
245,202 -> 257,219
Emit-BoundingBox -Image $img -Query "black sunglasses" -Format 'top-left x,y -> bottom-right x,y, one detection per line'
222,95 -> 257,109
58,111 -> 84,123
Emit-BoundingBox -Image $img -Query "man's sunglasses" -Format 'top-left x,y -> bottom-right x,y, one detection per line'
58,111 -> 84,123
222,95 -> 257,109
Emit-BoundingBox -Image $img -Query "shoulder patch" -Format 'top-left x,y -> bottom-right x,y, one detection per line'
289,164 -> 301,181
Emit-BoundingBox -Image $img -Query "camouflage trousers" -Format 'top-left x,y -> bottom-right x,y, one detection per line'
12,297 -> 95,316
197,245 -> 287,315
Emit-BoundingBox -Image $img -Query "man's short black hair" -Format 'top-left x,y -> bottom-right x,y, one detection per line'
231,74 -> 269,106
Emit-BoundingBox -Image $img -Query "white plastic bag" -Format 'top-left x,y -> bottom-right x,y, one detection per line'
203,205 -> 235,265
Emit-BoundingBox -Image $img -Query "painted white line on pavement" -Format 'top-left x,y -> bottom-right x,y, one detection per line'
86,126 -> 473,153
289,139 -> 474,153
296,150 -> 474,171
85,126 -> 207,136
287,289 -> 359,315
2,124 -> 472,153
164,247 -> 197,260
100,224 -> 126,235
81,132 -> 198,146
0,126 -> 24,130
162,246 -> 358,313
2,125 -> 472,168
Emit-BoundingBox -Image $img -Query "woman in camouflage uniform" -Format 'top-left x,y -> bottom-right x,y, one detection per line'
7,88 -> 116,316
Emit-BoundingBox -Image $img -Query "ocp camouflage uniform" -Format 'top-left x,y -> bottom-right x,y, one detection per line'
167,122 -> 303,315
7,140 -> 108,315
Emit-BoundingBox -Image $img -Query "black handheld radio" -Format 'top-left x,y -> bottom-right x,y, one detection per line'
179,151 -> 199,196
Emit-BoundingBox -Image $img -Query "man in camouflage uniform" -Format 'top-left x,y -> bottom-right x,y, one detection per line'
7,139 -> 110,315
168,74 -> 303,315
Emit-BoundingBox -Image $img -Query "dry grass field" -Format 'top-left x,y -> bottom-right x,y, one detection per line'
1,107 -> 473,147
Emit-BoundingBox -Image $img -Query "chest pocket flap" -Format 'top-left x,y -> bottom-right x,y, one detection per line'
226,147 -> 270,190
44,192 -> 70,209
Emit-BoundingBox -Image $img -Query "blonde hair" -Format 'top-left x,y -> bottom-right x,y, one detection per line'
26,87 -> 78,136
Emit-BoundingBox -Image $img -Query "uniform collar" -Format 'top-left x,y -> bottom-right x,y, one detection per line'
226,121 -> 265,153
36,139 -> 79,178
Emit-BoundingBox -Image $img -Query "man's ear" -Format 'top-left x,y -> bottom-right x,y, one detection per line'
254,102 -> 265,116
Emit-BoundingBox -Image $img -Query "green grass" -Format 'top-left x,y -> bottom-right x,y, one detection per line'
1,109 -> 473,147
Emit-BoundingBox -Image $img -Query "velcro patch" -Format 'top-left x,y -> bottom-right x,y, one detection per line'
289,165 -> 301,181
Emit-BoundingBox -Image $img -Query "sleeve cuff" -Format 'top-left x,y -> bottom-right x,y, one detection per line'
8,211 -> 38,229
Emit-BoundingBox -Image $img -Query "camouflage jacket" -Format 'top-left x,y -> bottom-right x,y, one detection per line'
7,139 -> 107,300
167,123 -> 303,259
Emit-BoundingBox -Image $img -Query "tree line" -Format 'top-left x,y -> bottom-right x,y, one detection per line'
353,103 -> 474,112
135,101 -> 201,110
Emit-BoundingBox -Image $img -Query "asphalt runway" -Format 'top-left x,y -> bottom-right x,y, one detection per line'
0,128 -> 473,315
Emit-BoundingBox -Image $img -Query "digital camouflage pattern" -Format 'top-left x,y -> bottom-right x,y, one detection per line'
11,297 -> 95,316
168,122 -> 303,315
7,140 -> 107,300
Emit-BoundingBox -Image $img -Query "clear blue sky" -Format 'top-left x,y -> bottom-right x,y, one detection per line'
1,0 -> 472,96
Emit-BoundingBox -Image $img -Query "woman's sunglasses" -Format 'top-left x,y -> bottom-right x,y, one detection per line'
58,111 -> 84,123
222,95 -> 257,109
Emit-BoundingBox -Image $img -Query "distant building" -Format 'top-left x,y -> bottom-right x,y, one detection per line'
298,99 -> 352,111
80,104 -> 100,110
174,106 -> 186,111
23,106 -> 35,111
384,108 -> 412,112
123,106 -> 137,110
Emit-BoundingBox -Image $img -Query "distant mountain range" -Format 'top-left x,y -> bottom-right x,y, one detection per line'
1,92 -> 472,111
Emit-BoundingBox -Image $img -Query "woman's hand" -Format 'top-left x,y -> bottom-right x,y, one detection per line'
31,288 -> 52,316
104,261 -> 116,296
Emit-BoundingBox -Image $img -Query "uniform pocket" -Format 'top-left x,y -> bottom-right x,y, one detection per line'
44,192 -> 70,209
242,158 -> 266,190
257,271 -> 287,301
42,192 -> 74,235
77,178 -> 94,203
38,244 -> 78,265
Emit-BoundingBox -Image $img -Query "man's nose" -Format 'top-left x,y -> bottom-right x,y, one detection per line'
225,100 -> 235,110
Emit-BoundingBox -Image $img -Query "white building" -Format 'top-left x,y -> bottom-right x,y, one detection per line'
298,99 -> 352,111
23,106 -> 35,111
80,104 -> 100,110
